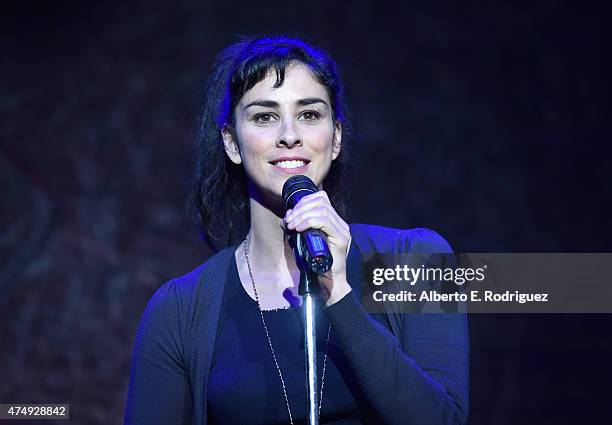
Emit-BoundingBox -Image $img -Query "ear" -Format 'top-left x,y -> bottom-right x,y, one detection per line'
331,120 -> 342,161
222,125 -> 242,164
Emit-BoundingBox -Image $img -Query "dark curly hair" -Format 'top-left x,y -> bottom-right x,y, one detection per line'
187,35 -> 354,251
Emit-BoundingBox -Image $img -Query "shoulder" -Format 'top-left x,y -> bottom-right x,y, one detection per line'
146,245 -> 236,311
403,227 -> 454,253
349,223 -> 453,255
133,245 -> 237,363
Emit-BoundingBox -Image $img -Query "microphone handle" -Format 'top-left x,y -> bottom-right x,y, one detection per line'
298,229 -> 333,274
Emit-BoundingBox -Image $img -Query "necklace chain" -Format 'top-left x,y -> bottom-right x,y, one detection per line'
243,236 -> 331,425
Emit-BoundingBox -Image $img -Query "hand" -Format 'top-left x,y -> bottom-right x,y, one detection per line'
283,191 -> 352,306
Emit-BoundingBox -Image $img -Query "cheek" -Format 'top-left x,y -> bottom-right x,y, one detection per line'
305,124 -> 335,152
236,127 -> 273,159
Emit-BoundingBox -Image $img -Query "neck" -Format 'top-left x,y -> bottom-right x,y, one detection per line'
245,197 -> 297,274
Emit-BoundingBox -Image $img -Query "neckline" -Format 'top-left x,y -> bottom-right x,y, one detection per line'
230,249 -> 300,310
231,237 -> 356,311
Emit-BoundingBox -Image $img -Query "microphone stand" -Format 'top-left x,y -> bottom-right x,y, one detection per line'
294,233 -> 320,425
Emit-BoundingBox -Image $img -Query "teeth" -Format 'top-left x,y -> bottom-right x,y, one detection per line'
274,160 -> 306,169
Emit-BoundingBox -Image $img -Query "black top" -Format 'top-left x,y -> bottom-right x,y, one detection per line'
208,252 -> 363,424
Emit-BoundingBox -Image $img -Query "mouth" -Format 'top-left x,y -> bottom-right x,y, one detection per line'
269,158 -> 310,174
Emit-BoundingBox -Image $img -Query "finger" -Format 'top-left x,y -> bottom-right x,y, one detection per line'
287,199 -> 348,235
288,209 -> 349,245
290,191 -> 330,212
287,206 -> 330,231
287,195 -> 333,221
292,215 -> 344,240
286,204 -> 334,230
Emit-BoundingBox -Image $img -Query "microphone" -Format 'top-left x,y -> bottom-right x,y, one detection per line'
282,175 -> 333,274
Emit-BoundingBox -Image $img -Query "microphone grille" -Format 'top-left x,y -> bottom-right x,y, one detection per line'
282,175 -> 317,209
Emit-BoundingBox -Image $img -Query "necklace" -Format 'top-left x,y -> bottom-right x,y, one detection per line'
243,236 -> 331,425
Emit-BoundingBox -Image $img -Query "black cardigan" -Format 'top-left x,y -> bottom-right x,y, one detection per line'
124,224 -> 469,425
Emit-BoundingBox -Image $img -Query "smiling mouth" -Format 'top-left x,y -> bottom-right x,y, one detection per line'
269,159 -> 310,170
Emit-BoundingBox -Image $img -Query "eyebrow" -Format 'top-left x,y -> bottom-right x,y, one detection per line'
243,97 -> 329,110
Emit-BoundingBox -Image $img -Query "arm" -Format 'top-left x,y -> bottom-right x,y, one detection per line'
325,292 -> 468,425
324,228 -> 469,425
124,281 -> 193,425
284,194 -> 468,424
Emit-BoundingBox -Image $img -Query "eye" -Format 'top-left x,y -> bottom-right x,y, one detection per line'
299,110 -> 322,121
253,113 -> 276,124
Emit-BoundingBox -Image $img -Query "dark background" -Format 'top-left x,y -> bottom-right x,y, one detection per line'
2,0 -> 611,423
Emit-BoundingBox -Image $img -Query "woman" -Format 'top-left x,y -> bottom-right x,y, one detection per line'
125,35 -> 469,425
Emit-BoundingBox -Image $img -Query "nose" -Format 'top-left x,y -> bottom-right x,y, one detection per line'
277,119 -> 301,148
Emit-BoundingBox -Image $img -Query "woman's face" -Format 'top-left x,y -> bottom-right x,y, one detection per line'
222,62 -> 341,206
